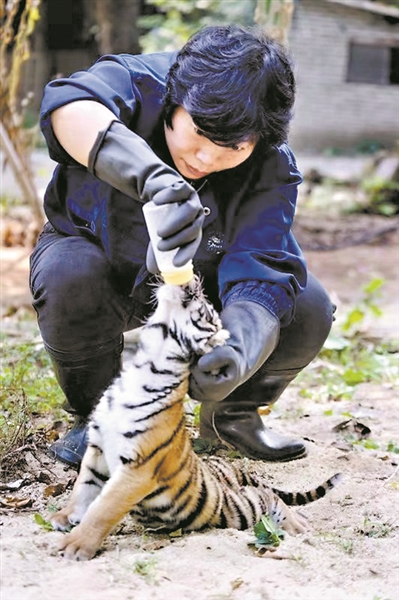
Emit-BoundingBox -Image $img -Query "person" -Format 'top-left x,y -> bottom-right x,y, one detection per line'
30,24 -> 334,469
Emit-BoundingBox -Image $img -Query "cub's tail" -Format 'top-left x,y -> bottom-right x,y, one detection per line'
272,473 -> 342,506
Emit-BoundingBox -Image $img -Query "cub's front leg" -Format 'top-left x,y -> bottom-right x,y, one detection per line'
51,445 -> 108,531
56,463 -> 157,560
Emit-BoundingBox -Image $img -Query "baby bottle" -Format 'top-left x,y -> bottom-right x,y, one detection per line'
142,201 -> 194,285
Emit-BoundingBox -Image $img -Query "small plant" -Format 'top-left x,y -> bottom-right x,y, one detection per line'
353,438 -> 379,451
340,278 -> 384,335
387,441 -> 399,454
357,517 -> 395,539
341,538 -> 355,555
0,338 -> 64,415
192,437 -> 215,454
296,278 -> 398,403
361,177 -> 399,216
0,390 -> 32,478
1,335 -> 64,477
132,556 -> 158,583
251,514 -> 285,550
316,531 -> 356,555
290,553 -> 308,566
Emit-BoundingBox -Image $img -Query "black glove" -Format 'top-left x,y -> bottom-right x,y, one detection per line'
189,301 -> 280,402
151,186 -> 204,268
88,121 -> 204,266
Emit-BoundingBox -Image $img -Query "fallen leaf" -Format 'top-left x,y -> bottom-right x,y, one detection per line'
141,539 -> 171,551
46,430 -> 60,443
169,528 -> 183,538
231,578 -> 244,590
43,483 -> 65,498
332,418 -> 371,439
37,472 -> 52,484
258,406 -> 272,416
0,478 -> 27,491
0,495 -> 32,509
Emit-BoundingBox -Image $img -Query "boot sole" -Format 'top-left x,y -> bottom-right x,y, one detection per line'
198,434 -> 308,463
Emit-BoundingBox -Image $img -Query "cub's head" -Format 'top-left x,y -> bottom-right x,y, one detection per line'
149,276 -> 229,358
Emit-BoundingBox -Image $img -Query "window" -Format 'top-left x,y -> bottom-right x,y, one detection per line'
347,42 -> 399,85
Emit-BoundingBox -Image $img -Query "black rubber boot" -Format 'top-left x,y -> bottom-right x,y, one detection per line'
48,416 -> 89,467
200,401 -> 307,462
199,370 -> 307,462
47,346 -> 122,468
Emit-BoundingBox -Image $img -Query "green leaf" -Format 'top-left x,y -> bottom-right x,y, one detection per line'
355,439 -> 379,450
342,411 -> 354,418
387,441 -> 399,454
342,369 -> 366,385
323,333 -> 350,351
253,514 -> 284,548
34,513 -> 54,531
342,308 -> 364,331
192,437 -> 214,453
368,303 -> 383,317
363,278 -> 384,294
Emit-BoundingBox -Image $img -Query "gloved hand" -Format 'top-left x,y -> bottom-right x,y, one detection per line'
88,120 -> 204,266
150,186 -> 204,268
189,301 -> 280,402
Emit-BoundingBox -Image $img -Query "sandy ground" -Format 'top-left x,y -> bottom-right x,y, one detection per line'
1,150 -> 399,600
1,381 -> 398,600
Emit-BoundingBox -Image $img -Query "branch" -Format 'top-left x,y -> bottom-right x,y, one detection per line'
0,121 -> 45,226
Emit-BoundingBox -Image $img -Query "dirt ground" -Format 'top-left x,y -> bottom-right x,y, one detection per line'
1,152 -> 399,600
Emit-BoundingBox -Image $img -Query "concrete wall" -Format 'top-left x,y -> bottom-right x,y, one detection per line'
288,0 -> 399,152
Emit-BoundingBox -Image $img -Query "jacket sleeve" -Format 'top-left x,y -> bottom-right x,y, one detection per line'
218,144 -> 307,326
38,53 -> 176,283
39,53 -> 172,165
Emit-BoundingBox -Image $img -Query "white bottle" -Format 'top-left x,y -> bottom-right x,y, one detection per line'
142,201 -> 194,285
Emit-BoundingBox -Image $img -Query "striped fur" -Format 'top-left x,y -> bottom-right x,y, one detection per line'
51,276 -> 341,560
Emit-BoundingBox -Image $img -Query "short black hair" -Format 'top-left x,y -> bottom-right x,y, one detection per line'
163,25 -> 296,149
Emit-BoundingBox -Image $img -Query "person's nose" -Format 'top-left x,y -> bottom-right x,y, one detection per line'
195,146 -> 218,168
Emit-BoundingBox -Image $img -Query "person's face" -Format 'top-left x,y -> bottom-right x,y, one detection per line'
164,107 -> 256,180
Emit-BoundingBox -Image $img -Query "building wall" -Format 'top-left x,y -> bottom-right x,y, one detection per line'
289,0 -> 399,152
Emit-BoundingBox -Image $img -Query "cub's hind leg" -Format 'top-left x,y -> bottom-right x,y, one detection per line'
262,489 -> 308,535
51,443 -> 109,531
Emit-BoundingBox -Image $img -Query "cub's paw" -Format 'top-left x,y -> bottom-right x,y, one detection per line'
57,526 -> 100,561
282,510 -> 309,536
51,510 -> 74,531
51,508 -> 86,531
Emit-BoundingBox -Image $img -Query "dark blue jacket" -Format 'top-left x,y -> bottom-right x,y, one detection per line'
40,52 -> 306,325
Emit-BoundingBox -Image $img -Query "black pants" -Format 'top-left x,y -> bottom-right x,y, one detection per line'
30,224 -> 335,414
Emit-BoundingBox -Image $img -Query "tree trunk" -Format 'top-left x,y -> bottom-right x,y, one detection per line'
86,0 -> 142,55
254,0 -> 295,46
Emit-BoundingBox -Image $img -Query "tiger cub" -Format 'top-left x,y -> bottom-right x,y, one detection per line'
51,276 -> 341,561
